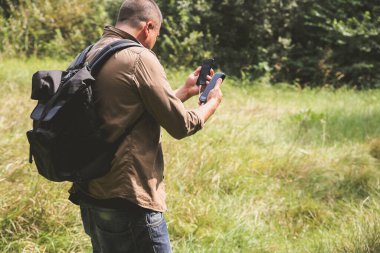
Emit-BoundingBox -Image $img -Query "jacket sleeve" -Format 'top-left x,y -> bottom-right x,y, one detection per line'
133,50 -> 204,139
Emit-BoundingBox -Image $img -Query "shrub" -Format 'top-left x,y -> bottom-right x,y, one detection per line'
1,0 -> 380,88
0,0 -> 109,58
274,0 -> 380,88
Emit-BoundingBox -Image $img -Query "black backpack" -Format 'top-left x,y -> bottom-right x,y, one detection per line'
27,39 -> 142,182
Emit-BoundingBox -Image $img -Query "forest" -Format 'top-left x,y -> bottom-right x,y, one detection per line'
1,0 -> 379,88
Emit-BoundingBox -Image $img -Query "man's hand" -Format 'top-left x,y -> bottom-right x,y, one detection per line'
175,67 -> 214,102
205,78 -> 223,105
194,78 -> 223,123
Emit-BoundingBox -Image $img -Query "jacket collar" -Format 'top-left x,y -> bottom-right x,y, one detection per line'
103,25 -> 141,45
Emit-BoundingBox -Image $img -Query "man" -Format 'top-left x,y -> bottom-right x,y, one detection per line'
69,0 -> 223,252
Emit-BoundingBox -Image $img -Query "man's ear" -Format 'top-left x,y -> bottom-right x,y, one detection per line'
142,21 -> 151,37
146,21 -> 155,33
143,22 -> 149,37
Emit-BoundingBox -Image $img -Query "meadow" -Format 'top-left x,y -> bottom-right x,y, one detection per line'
1,57 -> 380,252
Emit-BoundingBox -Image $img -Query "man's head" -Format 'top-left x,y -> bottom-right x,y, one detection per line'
116,0 -> 162,49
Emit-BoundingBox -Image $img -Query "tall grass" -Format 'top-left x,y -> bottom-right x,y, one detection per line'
1,58 -> 380,252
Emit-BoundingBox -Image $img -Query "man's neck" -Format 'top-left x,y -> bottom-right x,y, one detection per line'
115,23 -> 141,40
115,23 -> 148,48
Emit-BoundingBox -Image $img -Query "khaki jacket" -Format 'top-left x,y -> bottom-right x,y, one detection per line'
72,26 -> 204,212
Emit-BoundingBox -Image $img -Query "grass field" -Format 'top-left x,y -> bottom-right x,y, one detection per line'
1,57 -> 380,252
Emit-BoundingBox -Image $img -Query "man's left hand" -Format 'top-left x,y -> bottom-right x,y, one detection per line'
175,67 -> 214,102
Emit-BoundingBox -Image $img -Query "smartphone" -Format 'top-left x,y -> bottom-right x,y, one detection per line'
199,72 -> 226,104
196,58 -> 215,86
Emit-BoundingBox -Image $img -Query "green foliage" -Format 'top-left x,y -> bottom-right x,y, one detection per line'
160,0 -> 380,88
201,0 -> 298,78
1,0 -> 380,87
276,0 -> 380,88
104,0 -> 123,24
0,0 -> 109,58
154,0 -> 213,67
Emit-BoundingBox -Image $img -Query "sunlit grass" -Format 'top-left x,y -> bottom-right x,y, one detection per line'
1,58 -> 380,252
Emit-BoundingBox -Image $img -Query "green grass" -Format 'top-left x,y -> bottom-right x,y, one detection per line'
2,57 -> 380,252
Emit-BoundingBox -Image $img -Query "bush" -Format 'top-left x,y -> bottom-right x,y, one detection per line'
276,0 -> 380,88
1,0 -> 380,88
153,0 -> 213,67
0,0 -> 110,58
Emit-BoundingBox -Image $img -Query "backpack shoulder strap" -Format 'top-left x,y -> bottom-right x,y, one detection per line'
67,44 -> 94,70
88,39 -> 142,75
87,39 -> 144,148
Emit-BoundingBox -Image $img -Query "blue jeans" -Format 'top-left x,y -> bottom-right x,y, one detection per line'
80,203 -> 172,253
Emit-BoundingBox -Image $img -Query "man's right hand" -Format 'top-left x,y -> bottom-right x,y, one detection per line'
206,78 -> 223,105
195,78 -> 223,123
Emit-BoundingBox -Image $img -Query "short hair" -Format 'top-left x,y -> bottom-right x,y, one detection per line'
117,0 -> 163,28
